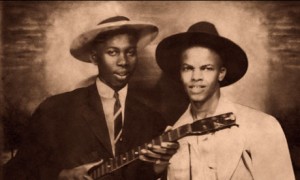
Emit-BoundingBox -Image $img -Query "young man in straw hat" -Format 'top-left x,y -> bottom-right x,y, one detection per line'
156,21 -> 295,179
4,16 -> 178,180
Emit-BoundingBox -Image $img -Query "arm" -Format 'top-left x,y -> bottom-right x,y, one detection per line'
4,101 -> 59,179
58,160 -> 102,180
251,117 -> 295,180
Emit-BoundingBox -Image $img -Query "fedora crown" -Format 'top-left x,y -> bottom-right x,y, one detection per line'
188,21 -> 219,36
98,16 -> 130,25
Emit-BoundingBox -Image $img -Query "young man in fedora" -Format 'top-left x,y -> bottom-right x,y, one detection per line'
4,16 -> 178,180
156,21 -> 295,179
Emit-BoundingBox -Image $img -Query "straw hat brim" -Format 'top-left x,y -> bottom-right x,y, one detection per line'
70,21 -> 158,62
156,32 -> 248,87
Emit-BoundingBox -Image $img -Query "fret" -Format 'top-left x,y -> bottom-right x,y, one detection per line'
91,169 -> 96,179
176,127 -> 180,139
109,158 -> 114,170
105,161 -> 111,173
116,156 -> 122,167
101,163 -> 105,177
159,135 -> 163,144
114,156 -> 119,169
143,143 -> 148,150
96,166 -> 100,178
121,153 -> 128,163
131,149 -> 135,160
133,147 -> 139,157
151,139 -> 156,146
125,152 -> 129,162
161,132 -> 168,142
167,131 -> 172,141
170,129 -> 178,141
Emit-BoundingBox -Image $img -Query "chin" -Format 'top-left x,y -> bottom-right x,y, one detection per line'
189,94 -> 207,103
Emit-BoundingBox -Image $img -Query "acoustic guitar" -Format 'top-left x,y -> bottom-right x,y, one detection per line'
88,112 -> 237,179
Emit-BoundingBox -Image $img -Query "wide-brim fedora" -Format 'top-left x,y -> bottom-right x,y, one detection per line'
156,21 -> 248,87
70,16 -> 159,62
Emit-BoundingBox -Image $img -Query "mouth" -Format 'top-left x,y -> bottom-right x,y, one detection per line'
188,85 -> 206,93
114,72 -> 129,80
189,85 -> 206,89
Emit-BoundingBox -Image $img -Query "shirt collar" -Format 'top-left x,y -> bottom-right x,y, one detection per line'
96,77 -> 128,100
173,94 -> 236,128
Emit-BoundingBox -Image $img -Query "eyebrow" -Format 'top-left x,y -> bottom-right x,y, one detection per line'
181,63 -> 215,67
181,63 -> 193,67
104,46 -> 137,50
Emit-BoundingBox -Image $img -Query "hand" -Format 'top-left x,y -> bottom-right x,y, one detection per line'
58,160 -> 103,180
139,126 -> 179,174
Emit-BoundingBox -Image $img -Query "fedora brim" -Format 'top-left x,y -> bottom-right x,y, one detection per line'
70,21 -> 158,62
156,32 -> 248,87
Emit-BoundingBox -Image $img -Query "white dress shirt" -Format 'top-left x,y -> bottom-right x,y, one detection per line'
167,96 -> 295,180
96,78 -> 127,156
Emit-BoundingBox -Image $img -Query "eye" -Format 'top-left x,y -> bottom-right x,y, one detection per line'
126,48 -> 137,57
181,65 -> 193,72
206,67 -> 214,71
106,49 -> 118,56
200,65 -> 214,71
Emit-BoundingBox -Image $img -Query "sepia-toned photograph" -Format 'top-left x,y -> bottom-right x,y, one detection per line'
0,1 -> 299,180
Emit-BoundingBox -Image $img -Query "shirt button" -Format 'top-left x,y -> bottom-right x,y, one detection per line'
119,137 -> 123,142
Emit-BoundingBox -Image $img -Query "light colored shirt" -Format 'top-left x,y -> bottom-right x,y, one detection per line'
167,96 -> 295,180
96,78 -> 127,156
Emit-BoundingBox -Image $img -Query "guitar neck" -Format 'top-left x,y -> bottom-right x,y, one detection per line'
88,112 -> 236,179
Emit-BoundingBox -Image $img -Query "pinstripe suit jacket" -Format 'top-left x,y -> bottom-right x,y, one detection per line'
4,84 -> 166,180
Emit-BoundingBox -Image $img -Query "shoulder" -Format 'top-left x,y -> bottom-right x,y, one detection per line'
126,92 -> 167,130
38,85 -> 93,111
126,93 -> 161,115
233,102 -> 279,128
230,102 -> 285,143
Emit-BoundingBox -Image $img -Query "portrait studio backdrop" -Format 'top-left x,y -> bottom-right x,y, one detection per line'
0,1 -> 299,177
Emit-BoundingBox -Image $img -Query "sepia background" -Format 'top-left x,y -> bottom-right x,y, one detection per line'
0,1 -> 299,178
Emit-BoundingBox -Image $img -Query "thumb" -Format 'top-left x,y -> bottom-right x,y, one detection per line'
84,159 -> 103,171
164,125 -> 173,132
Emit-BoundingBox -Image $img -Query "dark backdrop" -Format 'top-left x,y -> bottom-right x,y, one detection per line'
0,1 -> 299,178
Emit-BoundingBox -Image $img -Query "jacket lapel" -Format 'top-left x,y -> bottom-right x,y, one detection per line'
81,84 -> 113,156
213,97 -> 245,179
121,92 -> 141,150
214,126 -> 245,179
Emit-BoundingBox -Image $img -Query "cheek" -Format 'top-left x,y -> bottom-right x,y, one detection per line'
180,72 -> 192,84
128,56 -> 138,67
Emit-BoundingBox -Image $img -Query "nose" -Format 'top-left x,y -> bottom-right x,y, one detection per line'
192,69 -> 203,81
117,53 -> 128,66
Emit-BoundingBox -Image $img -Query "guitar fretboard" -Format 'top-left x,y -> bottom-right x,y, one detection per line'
88,112 -> 236,179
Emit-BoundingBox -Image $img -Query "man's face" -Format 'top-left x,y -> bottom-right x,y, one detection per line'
93,33 -> 138,90
180,46 -> 226,103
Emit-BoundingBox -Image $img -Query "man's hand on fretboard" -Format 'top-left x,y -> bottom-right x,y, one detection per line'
139,126 -> 179,175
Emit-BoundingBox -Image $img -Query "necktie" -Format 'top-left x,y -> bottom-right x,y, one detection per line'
114,92 -> 122,142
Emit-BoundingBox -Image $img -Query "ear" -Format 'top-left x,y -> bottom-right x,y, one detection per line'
90,50 -> 98,65
218,67 -> 227,81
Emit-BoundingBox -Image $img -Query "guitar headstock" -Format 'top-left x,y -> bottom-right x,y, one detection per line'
189,112 -> 237,135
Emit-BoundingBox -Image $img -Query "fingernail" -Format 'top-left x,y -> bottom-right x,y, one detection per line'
141,149 -> 147,153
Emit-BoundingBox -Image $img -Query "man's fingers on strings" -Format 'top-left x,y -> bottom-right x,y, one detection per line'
147,145 -> 177,156
139,154 -> 169,165
161,142 -> 179,149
